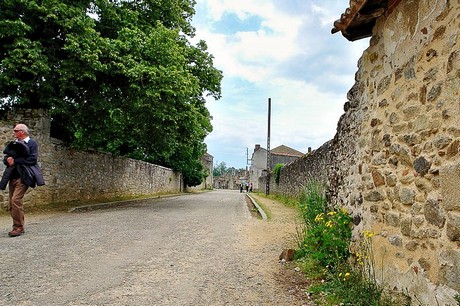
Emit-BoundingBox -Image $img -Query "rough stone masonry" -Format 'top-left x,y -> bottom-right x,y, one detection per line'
0,109 -> 182,209
266,0 -> 460,304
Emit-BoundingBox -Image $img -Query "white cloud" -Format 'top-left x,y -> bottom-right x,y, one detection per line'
192,0 -> 370,168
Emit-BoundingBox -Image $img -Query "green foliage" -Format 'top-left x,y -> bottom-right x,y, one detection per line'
212,161 -> 243,177
308,255 -> 410,305
298,180 -> 328,231
273,163 -> 284,184
213,161 -> 228,176
319,231 -> 384,306
0,0 -> 223,186
455,294 -> 460,305
297,207 -> 353,267
295,180 -> 410,305
321,266 -> 384,306
264,192 -> 299,208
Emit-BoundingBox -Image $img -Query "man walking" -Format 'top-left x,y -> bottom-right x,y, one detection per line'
2,123 -> 44,237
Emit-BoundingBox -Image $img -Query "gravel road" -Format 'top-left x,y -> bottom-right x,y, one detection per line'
0,190 -> 311,306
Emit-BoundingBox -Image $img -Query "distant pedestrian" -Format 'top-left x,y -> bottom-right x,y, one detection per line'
249,182 -> 253,192
239,183 -> 243,193
1,124 -> 44,237
245,182 -> 249,192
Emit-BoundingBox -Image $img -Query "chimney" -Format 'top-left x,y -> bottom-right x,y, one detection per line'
254,144 -> 260,152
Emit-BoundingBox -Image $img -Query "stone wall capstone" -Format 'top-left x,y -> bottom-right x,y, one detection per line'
0,109 -> 182,208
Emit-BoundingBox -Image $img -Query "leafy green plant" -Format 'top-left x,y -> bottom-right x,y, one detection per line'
0,1 -> 223,186
326,231 -> 383,305
294,180 -> 410,305
326,266 -> 383,306
298,180 -> 327,228
295,180 -> 352,267
273,163 -> 284,185
300,208 -> 352,267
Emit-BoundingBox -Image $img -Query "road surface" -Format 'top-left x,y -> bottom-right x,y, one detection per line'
0,190 -> 309,305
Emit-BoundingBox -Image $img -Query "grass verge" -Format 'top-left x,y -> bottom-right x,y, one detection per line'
257,182 -> 411,306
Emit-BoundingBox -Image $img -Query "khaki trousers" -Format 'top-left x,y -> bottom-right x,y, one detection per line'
9,178 -> 29,229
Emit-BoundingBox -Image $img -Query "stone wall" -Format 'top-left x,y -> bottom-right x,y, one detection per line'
263,140 -> 334,198
267,0 -> 460,304
0,109 -> 182,208
335,0 -> 459,304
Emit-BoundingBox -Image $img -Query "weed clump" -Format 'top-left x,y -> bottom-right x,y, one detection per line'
294,179 -> 409,306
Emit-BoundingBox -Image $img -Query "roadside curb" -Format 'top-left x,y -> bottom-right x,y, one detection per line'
68,193 -> 183,213
245,194 -> 268,220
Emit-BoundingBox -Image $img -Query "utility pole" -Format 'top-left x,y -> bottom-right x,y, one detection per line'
266,98 -> 271,195
246,147 -> 251,165
246,147 -> 250,185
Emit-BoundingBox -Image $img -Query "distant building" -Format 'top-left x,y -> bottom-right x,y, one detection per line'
249,144 -> 304,191
213,168 -> 248,190
201,152 -> 213,189
250,144 -> 268,190
271,145 -> 304,166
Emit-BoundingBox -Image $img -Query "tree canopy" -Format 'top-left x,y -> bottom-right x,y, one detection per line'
0,0 -> 223,186
213,161 -> 244,177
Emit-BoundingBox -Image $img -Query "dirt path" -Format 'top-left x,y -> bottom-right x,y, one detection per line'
243,193 -> 312,304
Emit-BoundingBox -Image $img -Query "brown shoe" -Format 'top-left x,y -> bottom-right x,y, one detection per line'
8,228 -> 24,237
13,226 -> 25,233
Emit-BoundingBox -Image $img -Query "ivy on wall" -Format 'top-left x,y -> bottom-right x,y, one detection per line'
274,163 -> 284,185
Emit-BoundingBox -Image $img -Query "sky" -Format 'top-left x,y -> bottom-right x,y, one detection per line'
190,0 -> 370,169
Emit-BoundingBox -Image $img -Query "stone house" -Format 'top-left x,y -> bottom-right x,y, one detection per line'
249,144 -> 268,191
269,0 -> 459,304
271,145 -> 305,167
249,144 -> 304,191
213,168 -> 248,190
213,175 -> 230,189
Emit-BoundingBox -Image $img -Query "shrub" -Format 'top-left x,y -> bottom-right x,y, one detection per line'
273,163 -> 284,185
298,180 -> 327,228
296,180 -> 352,267
295,180 -> 410,305
300,208 -> 353,267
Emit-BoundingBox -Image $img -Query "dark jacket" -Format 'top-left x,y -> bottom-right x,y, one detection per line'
0,139 -> 45,190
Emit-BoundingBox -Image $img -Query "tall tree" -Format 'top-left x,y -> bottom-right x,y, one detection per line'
0,0 -> 222,186
213,161 -> 228,177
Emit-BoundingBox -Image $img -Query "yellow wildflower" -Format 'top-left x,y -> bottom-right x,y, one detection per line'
314,213 -> 324,222
363,230 -> 374,239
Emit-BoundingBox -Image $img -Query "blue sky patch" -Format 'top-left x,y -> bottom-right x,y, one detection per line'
212,12 -> 262,34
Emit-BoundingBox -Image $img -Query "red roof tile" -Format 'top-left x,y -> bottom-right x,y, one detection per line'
270,145 -> 304,157
331,0 -> 395,41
